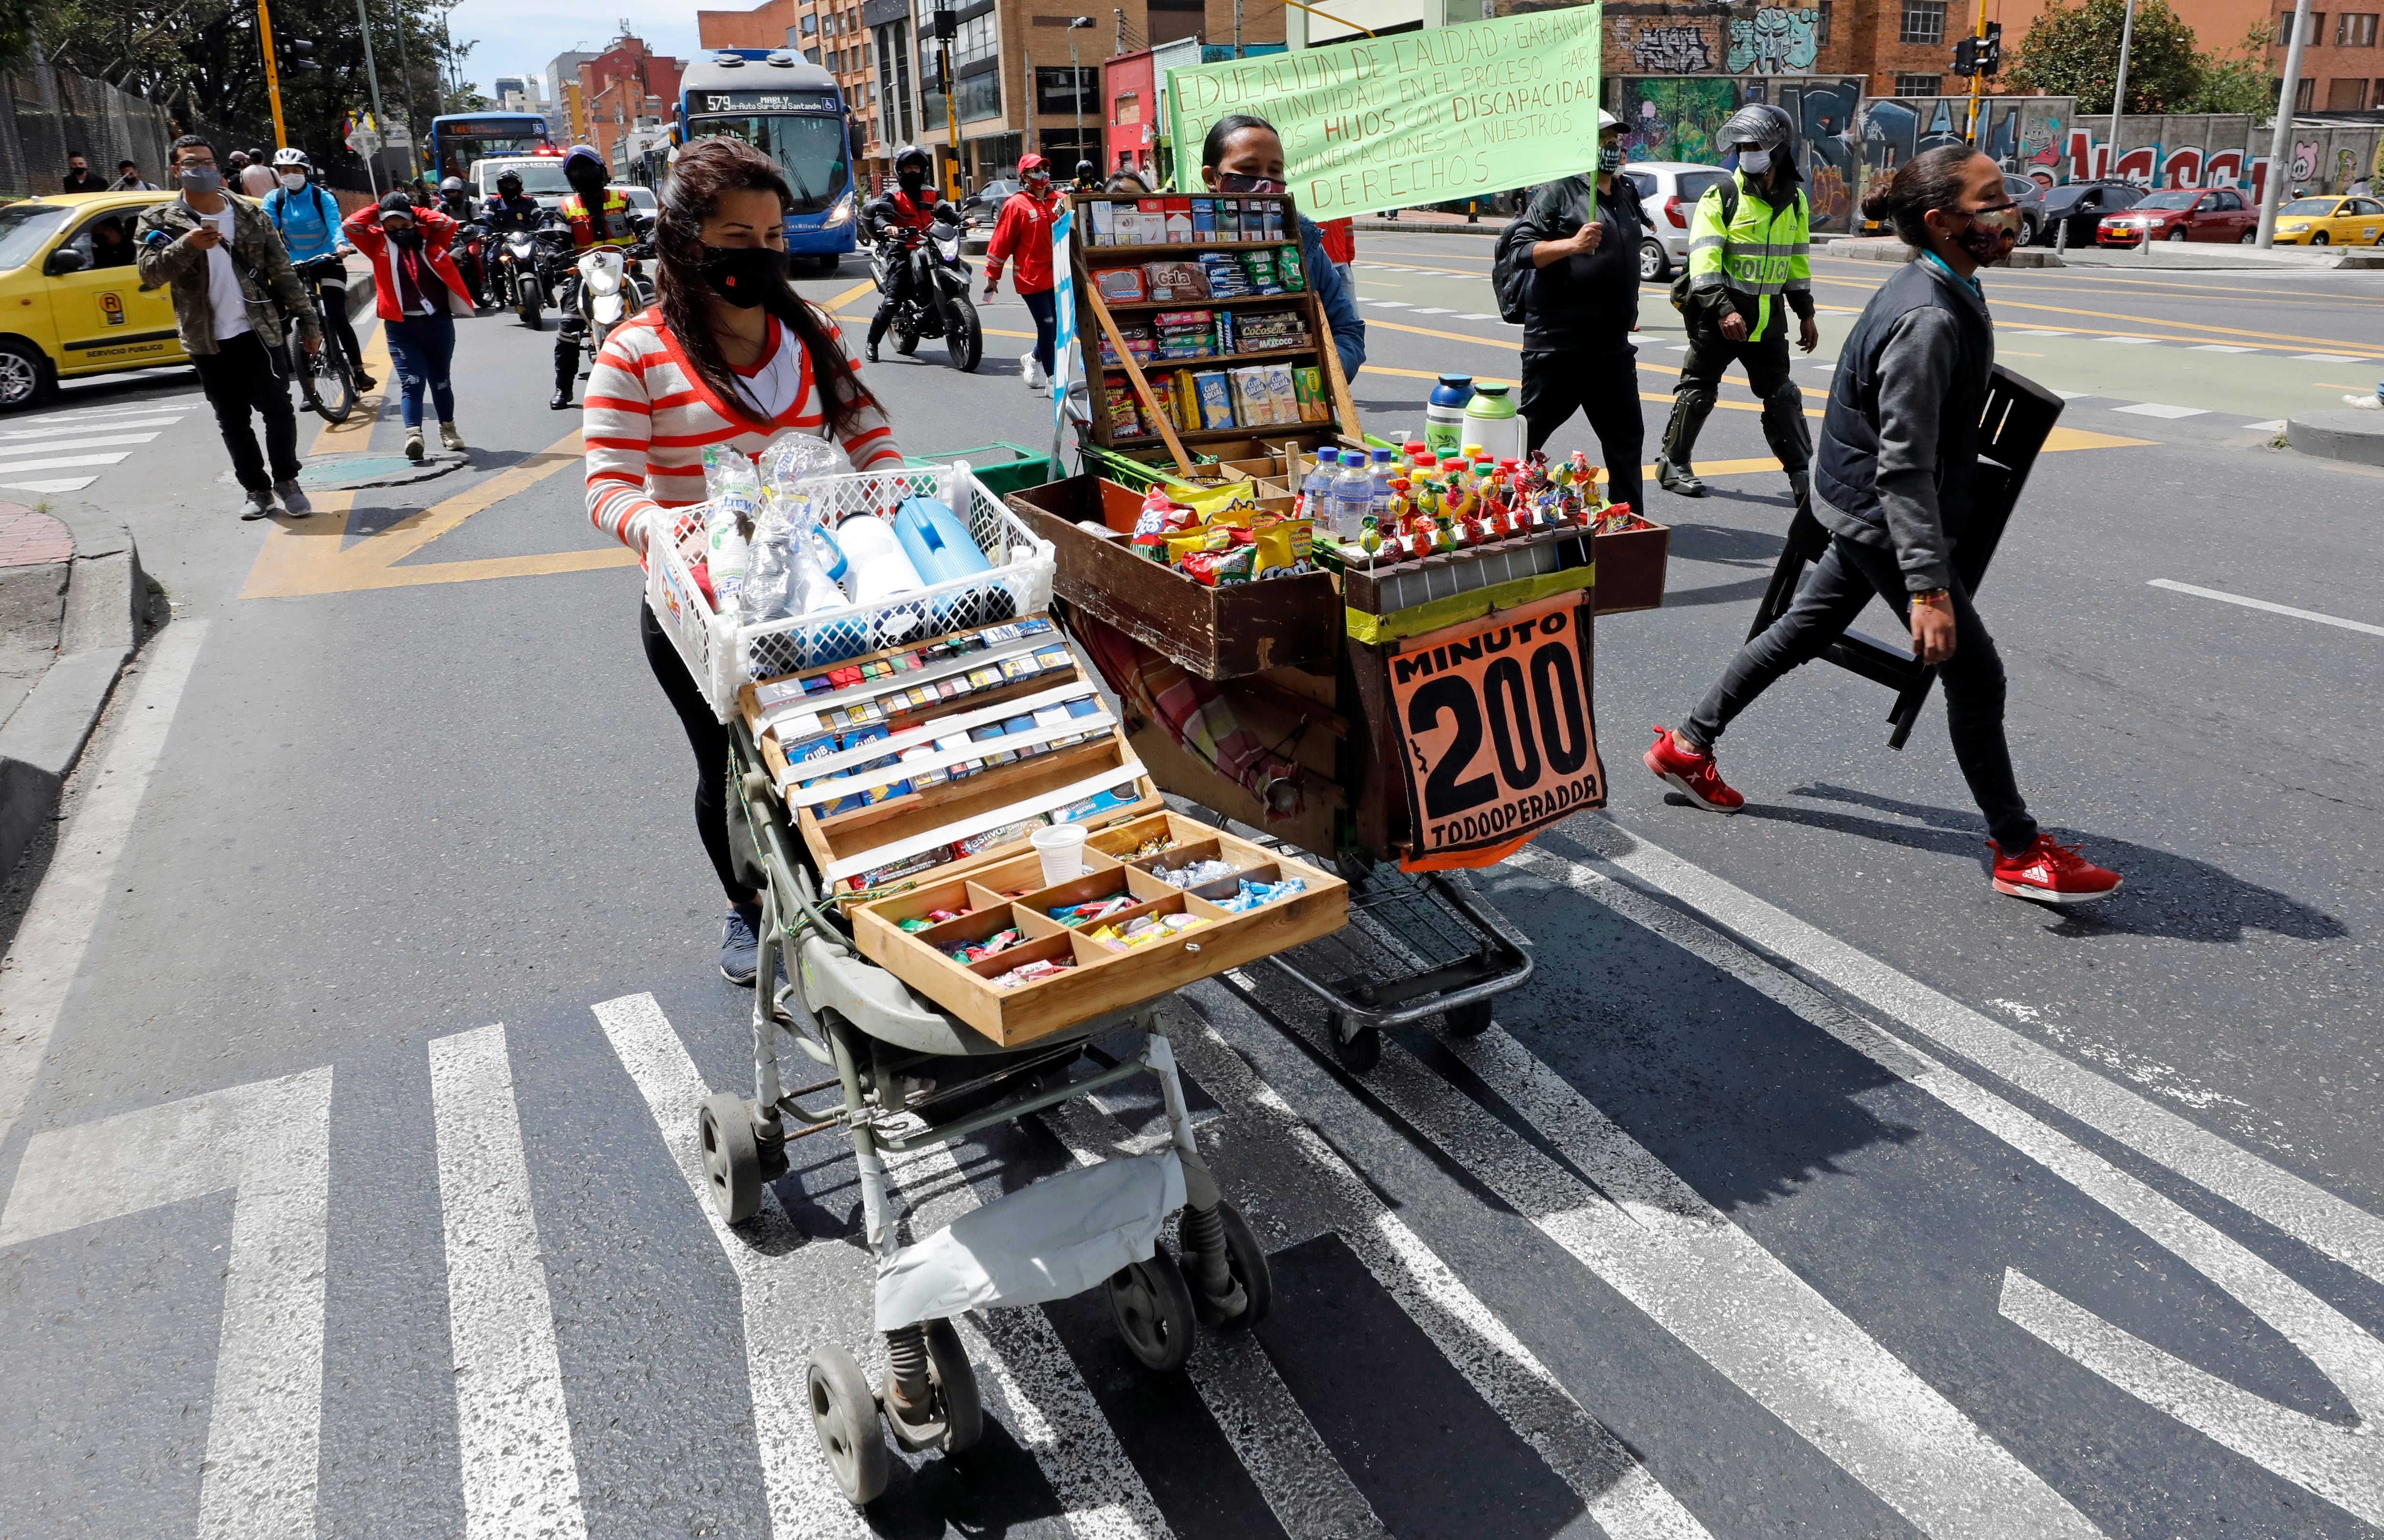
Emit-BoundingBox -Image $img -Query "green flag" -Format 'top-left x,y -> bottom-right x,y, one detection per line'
1166,5 -> 1603,221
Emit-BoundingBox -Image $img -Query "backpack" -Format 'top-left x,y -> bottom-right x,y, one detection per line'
1490,217 -> 1537,325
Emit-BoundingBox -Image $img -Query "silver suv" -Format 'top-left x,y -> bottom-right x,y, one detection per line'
1621,162 -> 1731,281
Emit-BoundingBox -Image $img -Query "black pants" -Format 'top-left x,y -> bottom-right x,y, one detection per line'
1681,533 -> 2039,854
1520,348 -> 1644,517
641,602 -> 751,905
1677,325 -> 1794,399
1022,288 -> 1058,377
192,331 -> 299,493
305,271 -> 367,384
553,274 -> 586,390
868,257 -> 920,346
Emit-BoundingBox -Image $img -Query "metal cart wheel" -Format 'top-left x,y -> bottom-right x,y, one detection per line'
925,1318 -> 984,1454
1108,1244 -> 1198,1371
1330,1013 -> 1382,1073
807,1345 -> 890,1505
699,1092 -> 762,1224
1210,1200 -> 1273,1329
1444,1000 -> 1495,1038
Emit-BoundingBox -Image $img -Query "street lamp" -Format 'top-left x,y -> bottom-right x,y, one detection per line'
1067,16 -> 1095,164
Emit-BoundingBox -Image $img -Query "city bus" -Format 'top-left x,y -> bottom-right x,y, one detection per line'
429,112 -> 555,183
676,51 -> 857,270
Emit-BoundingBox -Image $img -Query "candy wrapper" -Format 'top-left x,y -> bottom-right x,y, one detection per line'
990,956 -> 1077,989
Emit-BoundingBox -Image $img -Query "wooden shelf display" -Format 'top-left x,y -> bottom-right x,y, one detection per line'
1069,190 -> 1364,474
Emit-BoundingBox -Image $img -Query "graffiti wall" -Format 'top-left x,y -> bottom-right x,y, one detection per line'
2052,114 -> 2383,200
1613,73 -> 1864,231
1606,3 -> 1819,78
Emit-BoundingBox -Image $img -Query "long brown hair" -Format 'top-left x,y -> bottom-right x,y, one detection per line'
656,137 -> 880,439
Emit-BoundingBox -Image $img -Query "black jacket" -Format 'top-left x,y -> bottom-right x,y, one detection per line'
1510,173 -> 1648,352
1812,256 -> 1995,593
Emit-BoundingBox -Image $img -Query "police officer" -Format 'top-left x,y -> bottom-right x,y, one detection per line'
1658,103 -> 1818,501
861,145 -> 951,363
552,145 -> 644,408
483,170 -> 541,235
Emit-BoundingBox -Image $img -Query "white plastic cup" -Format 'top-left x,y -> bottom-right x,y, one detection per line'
1030,823 -> 1088,887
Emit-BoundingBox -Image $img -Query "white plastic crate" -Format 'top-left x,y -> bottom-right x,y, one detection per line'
644,460 -> 1056,721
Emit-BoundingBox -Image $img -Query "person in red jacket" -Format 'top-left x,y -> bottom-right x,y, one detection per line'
982,153 -> 1063,392
345,191 -> 477,461
1318,216 -> 1356,286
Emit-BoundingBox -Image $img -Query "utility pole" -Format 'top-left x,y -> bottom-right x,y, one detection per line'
1963,0 -> 1985,142
394,0 -> 419,175
257,0 -> 289,147
2257,0 -> 2314,246
2106,0 -> 2139,179
1068,17 -> 1095,165
934,5 -> 959,200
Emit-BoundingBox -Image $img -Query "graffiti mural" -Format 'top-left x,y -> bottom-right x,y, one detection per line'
1616,20 -> 1719,74
1613,73 -> 1866,232
1619,75 -> 1742,165
1727,7 -> 1820,74
2047,115 -> 2378,200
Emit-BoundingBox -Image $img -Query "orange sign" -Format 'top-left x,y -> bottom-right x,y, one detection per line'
99,291 -> 125,326
1386,594 -> 1603,871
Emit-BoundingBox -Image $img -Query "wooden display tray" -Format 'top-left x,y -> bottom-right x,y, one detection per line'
1007,475 -> 1342,680
851,810 -> 1348,1044
1592,519 -> 1671,616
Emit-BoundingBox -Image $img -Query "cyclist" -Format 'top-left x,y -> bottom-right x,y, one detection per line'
860,145 -> 949,363
261,148 -> 374,393
436,175 -> 489,306
551,144 -> 646,409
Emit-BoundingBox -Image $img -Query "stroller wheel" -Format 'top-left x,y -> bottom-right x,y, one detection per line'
807,1345 -> 890,1505
1443,999 -> 1495,1038
926,1318 -> 983,1453
699,1092 -> 762,1223
1330,1015 -> 1381,1073
1108,1244 -> 1198,1371
1210,1200 -> 1274,1329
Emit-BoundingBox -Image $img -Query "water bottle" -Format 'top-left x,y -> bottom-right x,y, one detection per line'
1298,446 -> 1338,523
1368,447 -> 1395,527
1424,374 -> 1475,459
1332,452 -> 1374,545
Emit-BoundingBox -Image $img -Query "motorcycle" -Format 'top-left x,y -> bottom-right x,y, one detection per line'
491,226 -> 555,327
448,219 -> 491,310
573,244 -> 652,378
869,208 -> 982,372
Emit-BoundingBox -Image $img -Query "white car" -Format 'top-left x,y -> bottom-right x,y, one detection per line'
1621,162 -> 1731,282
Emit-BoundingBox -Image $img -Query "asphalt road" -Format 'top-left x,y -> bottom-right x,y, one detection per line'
1,232 -> 2380,1540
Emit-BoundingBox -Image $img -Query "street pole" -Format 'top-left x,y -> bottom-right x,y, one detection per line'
257,0 -> 290,147
942,41 -> 959,200
1068,17 -> 1094,172
2256,0 -> 2313,246
1965,0 -> 1985,142
393,1 -> 419,177
2107,0 -> 2138,179
1235,0 -> 1243,57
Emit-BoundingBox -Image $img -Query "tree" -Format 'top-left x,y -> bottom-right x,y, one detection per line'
2009,0 -> 2204,115
0,0 -> 36,71
2186,21 -> 2280,116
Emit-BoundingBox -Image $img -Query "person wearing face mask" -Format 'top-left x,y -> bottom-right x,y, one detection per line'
263,148 -> 374,394
1197,114 -> 1365,381
552,145 -> 647,408
345,190 -> 478,460
135,134 -> 324,521
1659,103 -> 1818,503
982,153 -> 1063,392
1506,109 -> 1652,517
1645,147 -> 2120,905
860,144 -> 952,363
581,136 -> 903,984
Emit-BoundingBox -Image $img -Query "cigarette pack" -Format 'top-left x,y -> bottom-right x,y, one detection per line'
1219,198 -> 1242,240
1190,198 -> 1216,241
1164,198 -> 1193,242
1260,201 -> 1284,241
1087,199 -> 1117,245
1137,198 -> 1165,246
1094,266 -> 1146,303
950,814 -> 1050,860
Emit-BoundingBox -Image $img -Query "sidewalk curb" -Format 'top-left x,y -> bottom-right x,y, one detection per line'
0,505 -> 147,884
1355,219 -> 1504,236
2286,407 -> 2384,466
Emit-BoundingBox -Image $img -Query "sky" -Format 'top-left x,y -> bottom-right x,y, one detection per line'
442,1 -> 707,99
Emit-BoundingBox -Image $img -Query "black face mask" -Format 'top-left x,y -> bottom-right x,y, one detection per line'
701,244 -> 784,308
567,171 -> 608,199
387,226 -> 420,248
898,171 -> 926,195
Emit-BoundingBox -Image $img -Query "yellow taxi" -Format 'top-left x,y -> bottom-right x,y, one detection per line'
0,191 -> 189,410
2269,194 -> 2384,246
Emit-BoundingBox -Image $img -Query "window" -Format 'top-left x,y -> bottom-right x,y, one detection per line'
1036,65 -> 1099,115
2286,10 -> 2326,43
1900,0 -> 1946,44
1895,73 -> 1944,95
953,11 -> 997,65
804,47 -> 822,63
2217,190 -> 2244,208
1818,0 -> 1832,44
802,12 -> 818,34
2327,76 -> 2369,108
2339,12 -> 2379,44
1115,92 -> 1140,125
921,66 -> 999,128
2296,75 -> 2316,110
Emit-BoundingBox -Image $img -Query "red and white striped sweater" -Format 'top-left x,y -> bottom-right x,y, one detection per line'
583,308 -> 904,556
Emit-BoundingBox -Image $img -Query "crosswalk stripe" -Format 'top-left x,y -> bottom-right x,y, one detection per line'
19,394 -> 204,424
0,416 -> 184,441
0,476 -> 100,493
0,451 -> 134,474
429,1025 -> 589,1540
0,431 -> 161,454
1454,313 -> 1499,320
1173,1005 -> 1715,1540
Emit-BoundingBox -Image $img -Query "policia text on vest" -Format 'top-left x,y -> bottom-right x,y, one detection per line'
1657,166 -> 1819,501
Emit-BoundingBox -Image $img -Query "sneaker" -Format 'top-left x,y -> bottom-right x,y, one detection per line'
237,488 -> 273,520
355,373 -> 378,392
1020,350 -> 1048,392
404,426 -> 425,462
1991,835 -> 2122,904
439,421 -> 465,452
720,903 -> 763,986
1644,724 -> 1743,813
273,479 -> 312,517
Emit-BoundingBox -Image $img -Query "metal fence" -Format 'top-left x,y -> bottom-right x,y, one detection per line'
0,62 -> 269,203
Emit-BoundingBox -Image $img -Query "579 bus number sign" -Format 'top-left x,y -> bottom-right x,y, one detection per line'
1385,595 -> 1604,869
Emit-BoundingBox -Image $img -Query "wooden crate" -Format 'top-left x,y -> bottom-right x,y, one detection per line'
1008,475 -> 1343,679
1592,518 -> 1671,616
851,810 -> 1348,1044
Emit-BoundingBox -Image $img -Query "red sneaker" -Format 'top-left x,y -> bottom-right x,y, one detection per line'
1991,835 -> 2123,903
1644,725 -> 1744,813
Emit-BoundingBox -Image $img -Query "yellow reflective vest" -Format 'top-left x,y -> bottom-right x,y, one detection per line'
1685,172 -> 1812,342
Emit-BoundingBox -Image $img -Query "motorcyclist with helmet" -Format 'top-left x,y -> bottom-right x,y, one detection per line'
436,175 -> 489,308
261,147 -> 375,392
860,145 -> 953,363
481,169 -> 546,311
551,144 -> 649,409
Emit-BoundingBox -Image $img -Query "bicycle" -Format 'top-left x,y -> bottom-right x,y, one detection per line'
288,255 -> 361,425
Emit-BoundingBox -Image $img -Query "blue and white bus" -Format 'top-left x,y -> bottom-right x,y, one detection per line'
677,51 -> 858,270
429,112 -> 555,183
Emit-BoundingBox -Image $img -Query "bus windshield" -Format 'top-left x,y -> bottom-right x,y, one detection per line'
684,113 -> 850,213
475,158 -> 574,197
432,116 -> 553,181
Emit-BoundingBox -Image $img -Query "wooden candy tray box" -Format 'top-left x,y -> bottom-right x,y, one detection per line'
850,811 -> 1348,1045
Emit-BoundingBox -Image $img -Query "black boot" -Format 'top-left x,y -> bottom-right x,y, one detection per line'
1760,382 -> 1814,503
550,353 -> 577,410
1657,388 -> 1716,497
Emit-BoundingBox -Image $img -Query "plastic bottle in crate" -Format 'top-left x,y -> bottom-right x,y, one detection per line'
832,509 -> 932,650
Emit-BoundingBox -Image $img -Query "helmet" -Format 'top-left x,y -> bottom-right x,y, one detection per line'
1076,160 -> 1095,179
440,175 -> 467,197
495,170 -> 523,194
1718,103 -> 1792,154
894,145 -> 931,178
272,147 -> 312,169
562,144 -> 608,188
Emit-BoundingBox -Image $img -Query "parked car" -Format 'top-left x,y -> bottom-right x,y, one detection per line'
2003,174 -> 2048,246
2034,179 -> 2145,245
2269,194 -> 2384,245
2098,186 -> 2259,245
959,178 -> 1019,226
1621,162 -> 1730,281
0,191 -> 191,410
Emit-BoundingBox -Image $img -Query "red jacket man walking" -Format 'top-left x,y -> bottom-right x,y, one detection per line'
983,154 -> 1064,393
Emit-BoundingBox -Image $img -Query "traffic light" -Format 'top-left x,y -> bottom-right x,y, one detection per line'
1980,21 -> 2003,76
933,7 -> 956,39
1952,35 -> 1980,76
289,39 -> 320,73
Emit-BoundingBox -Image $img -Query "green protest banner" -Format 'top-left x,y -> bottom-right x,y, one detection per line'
1165,5 -> 1602,220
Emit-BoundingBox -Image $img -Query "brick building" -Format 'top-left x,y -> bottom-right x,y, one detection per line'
572,36 -> 686,170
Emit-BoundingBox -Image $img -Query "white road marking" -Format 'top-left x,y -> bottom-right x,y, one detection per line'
2093,335 -> 2159,344
428,1025 -> 589,1540
1177,1004 -> 1715,1540
1364,300 -> 1412,308
1454,312 -> 1500,320
0,620 -> 208,1146
2290,352 -> 2363,361
0,476 -> 101,493
0,1066 -> 333,1540
2242,419 -> 2287,431
16,394 -> 204,424
1410,307 -> 1457,314
0,451 -> 134,474
2013,329 -> 2074,336
0,416 -> 183,441
2147,578 -> 2384,637
2052,390 -> 2093,399
0,431 -> 161,454
2188,344 -> 2259,353
2112,402 -> 2207,418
